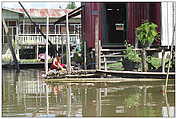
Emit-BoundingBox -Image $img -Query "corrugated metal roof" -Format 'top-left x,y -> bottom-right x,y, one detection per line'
13,8 -> 80,18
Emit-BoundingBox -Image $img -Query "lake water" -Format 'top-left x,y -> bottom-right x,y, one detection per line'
2,69 -> 175,117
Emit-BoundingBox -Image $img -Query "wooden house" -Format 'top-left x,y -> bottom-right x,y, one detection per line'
81,2 -> 176,69
2,8 -> 81,60
82,2 -> 162,48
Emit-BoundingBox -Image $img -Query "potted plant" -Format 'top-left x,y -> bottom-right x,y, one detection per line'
122,43 -> 141,71
136,21 -> 159,72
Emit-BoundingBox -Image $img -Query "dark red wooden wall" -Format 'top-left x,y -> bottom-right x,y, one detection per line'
82,2 -> 161,48
127,2 -> 161,45
81,2 -> 102,48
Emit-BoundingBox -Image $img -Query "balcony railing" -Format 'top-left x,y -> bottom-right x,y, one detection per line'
16,34 -> 80,46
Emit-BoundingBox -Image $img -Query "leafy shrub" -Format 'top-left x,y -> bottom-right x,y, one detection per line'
136,21 -> 159,47
123,43 -> 141,63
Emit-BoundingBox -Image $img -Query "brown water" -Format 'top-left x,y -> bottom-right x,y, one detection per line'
2,69 -> 175,117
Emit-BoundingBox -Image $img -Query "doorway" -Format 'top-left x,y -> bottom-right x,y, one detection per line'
102,3 -> 127,48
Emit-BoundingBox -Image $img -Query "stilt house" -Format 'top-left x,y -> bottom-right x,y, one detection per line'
81,2 -> 176,69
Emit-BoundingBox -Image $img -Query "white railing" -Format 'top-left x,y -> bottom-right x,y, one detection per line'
16,34 -> 80,46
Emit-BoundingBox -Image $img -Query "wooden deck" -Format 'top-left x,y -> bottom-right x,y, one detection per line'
44,69 -> 175,83
45,77 -> 175,83
96,70 -> 175,79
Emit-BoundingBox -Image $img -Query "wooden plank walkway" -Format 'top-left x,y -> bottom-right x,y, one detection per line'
97,70 -> 175,75
96,70 -> 175,79
45,77 -> 175,83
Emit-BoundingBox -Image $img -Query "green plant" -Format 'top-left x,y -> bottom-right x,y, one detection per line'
107,62 -> 124,71
147,56 -> 162,70
123,43 -> 141,63
136,21 -> 159,47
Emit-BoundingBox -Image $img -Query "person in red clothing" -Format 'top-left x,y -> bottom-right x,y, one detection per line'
50,55 -> 65,70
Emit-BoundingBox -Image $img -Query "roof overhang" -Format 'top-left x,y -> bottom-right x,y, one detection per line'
54,6 -> 83,25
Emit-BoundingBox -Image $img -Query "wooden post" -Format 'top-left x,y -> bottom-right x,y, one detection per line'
66,13 -> 71,73
161,48 -> 166,72
141,48 -> 148,72
16,25 -> 20,60
95,17 -> 100,70
104,55 -> 107,71
36,35 -> 39,60
56,35 -> 59,55
98,40 -> 102,70
84,40 -> 87,70
45,16 -> 49,75
23,19 -> 25,34
135,30 -> 138,49
61,34 -> 64,64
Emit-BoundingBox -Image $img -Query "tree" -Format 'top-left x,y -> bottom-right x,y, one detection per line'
136,21 -> 159,72
66,2 -> 77,9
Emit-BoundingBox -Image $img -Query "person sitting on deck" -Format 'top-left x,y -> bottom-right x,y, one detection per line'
50,55 -> 66,70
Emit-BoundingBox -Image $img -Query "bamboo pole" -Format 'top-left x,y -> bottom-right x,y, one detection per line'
66,12 -> 71,73
45,16 -> 49,75
165,2 -> 175,93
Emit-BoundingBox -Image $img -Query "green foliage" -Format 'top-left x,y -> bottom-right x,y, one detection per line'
147,56 -> 161,69
107,62 -> 124,71
123,43 -> 141,63
136,21 -> 159,47
66,2 -> 77,9
147,56 -> 170,70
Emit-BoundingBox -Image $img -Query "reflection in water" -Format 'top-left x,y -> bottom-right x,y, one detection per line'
2,69 -> 175,117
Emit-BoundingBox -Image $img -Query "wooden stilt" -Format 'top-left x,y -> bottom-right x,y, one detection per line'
45,16 -> 49,75
61,34 -> 64,64
95,17 -> 99,70
84,40 -> 87,70
16,26 -> 20,60
104,55 -> 107,71
36,36 -> 39,60
66,13 -> 71,73
141,48 -> 148,72
161,48 -> 165,72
